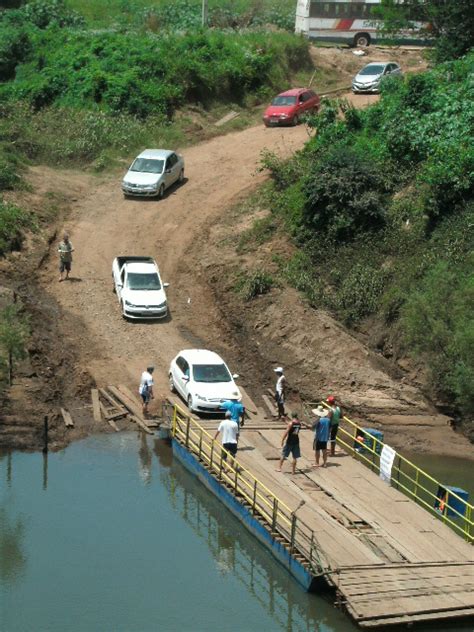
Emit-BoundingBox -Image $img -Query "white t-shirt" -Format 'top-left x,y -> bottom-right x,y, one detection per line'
139,371 -> 154,395
217,419 -> 238,445
276,374 -> 286,396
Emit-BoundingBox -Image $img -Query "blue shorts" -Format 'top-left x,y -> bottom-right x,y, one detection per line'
282,443 -> 300,459
140,391 -> 150,404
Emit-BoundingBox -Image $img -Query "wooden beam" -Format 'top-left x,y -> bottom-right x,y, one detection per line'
60,408 -> 74,428
91,389 -> 102,422
99,402 -> 120,432
129,414 -> 154,435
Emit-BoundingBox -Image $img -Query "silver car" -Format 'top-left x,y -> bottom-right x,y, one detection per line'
352,62 -> 402,94
122,149 -> 185,198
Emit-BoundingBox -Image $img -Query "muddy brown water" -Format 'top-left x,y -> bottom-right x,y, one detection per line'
1,433 -> 472,632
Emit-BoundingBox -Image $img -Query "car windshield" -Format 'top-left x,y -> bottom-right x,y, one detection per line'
193,363 -> 232,383
359,65 -> 385,76
127,273 -> 161,291
130,158 -> 164,174
271,95 -> 297,106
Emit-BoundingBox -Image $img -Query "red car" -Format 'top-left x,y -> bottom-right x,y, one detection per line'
263,88 -> 320,127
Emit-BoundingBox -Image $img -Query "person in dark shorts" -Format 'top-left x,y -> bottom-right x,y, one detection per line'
273,367 -> 287,419
277,412 -> 301,474
58,232 -> 74,282
312,409 -> 331,468
138,366 -> 155,416
214,411 -> 239,463
327,395 -> 343,456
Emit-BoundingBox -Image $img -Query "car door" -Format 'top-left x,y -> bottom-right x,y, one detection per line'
170,153 -> 180,184
391,63 -> 401,76
174,356 -> 190,398
119,267 -> 126,302
307,89 -> 320,112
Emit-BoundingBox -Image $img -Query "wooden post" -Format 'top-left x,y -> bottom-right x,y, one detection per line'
252,480 -> 257,514
210,441 -> 214,469
42,415 -> 49,453
290,514 -> 297,554
310,532 -> 314,563
234,467 -> 238,493
219,450 -> 223,480
198,430 -> 203,459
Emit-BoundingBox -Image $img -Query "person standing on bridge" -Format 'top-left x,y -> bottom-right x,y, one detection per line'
214,411 -> 239,464
312,408 -> 331,468
277,412 -> 301,475
139,366 -> 155,417
58,232 -> 74,282
221,398 -> 246,428
327,395 -> 343,456
274,367 -> 287,420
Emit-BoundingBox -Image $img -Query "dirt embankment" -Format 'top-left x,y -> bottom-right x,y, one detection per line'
1,45 -> 470,459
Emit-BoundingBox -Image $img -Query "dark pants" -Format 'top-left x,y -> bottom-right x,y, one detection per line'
222,442 -> 237,460
275,392 -> 285,417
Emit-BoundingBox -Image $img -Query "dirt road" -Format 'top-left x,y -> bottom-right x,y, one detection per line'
38,124 -> 312,402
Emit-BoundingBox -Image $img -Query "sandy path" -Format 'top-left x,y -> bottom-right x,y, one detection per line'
38,124 -> 310,399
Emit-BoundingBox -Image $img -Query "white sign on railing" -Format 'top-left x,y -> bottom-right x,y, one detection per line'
380,444 -> 397,484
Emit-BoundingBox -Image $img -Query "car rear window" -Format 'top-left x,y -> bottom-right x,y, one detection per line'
359,65 -> 385,76
193,364 -> 232,383
271,96 -> 297,106
130,158 -> 164,174
127,273 -> 161,291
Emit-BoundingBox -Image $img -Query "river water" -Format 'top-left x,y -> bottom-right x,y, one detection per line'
0,433 -> 472,632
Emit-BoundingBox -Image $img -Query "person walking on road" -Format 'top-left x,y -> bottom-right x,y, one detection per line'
277,412 -> 301,475
274,367 -> 287,420
214,411 -> 239,464
327,395 -> 343,456
139,365 -> 155,417
312,408 -> 331,468
58,232 -> 74,282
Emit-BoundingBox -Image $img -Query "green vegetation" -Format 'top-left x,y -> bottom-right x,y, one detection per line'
375,0 -> 474,62
0,200 -> 34,255
234,269 -> 275,300
0,304 -> 30,387
260,53 -> 474,423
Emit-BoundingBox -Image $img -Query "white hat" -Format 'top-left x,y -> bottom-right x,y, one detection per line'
312,405 -> 327,417
274,367 -> 284,373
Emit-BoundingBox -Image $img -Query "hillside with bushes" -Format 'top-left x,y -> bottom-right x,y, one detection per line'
262,53 -> 473,434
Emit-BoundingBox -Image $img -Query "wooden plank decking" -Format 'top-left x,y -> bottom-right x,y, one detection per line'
168,392 -> 473,629
232,425 -> 474,627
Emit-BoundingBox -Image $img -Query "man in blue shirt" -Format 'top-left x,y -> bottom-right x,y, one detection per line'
312,408 -> 332,468
221,399 -> 245,427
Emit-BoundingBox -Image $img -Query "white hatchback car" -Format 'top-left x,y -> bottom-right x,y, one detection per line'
122,148 -> 184,198
169,349 -> 241,413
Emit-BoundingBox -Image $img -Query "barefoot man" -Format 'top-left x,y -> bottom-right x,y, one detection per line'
277,412 -> 301,475
312,408 -> 331,468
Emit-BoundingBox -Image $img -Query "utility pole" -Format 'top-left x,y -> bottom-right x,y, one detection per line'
202,0 -> 208,27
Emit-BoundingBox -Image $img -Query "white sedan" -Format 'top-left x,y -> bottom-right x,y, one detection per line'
122,148 -> 184,198
169,349 -> 241,413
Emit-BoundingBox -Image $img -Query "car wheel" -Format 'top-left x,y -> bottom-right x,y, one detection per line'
169,374 -> 176,393
187,395 -> 195,413
292,114 -> 300,126
353,32 -> 370,47
179,169 -> 184,184
158,184 -> 165,199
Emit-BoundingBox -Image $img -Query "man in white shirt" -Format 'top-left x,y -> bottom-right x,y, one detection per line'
214,411 -> 239,462
139,366 -> 154,416
274,367 -> 287,420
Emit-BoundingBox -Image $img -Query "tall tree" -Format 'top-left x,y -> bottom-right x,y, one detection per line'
375,0 -> 474,61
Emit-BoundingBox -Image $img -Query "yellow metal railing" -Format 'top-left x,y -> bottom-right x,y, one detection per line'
313,402 -> 473,542
169,402 -> 332,576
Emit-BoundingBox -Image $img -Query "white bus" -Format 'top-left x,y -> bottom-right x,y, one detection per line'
295,0 -> 424,48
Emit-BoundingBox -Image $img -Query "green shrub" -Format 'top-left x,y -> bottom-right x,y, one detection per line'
332,264 -> 386,325
0,303 -> 30,387
235,269 -> 274,300
0,200 -> 34,254
237,214 -> 276,253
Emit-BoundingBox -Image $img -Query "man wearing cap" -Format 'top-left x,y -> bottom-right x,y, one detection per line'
139,366 -> 155,417
221,398 -> 245,428
312,408 -> 332,467
327,395 -> 342,456
273,367 -> 287,419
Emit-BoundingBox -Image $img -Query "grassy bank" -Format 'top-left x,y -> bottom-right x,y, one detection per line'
255,53 -> 474,430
